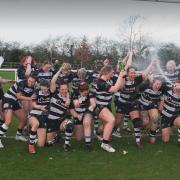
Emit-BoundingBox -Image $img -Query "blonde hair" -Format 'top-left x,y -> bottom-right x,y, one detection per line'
78,68 -> 87,80
61,63 -> 72,71
166,60 -> 176,68
100,65 -> 113,76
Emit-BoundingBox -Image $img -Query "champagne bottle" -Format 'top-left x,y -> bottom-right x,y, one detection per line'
118,60 -> 125,71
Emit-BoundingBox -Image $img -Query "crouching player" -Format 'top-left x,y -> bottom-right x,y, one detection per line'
28,80 -> 52,153
0,75 -> 36,148
139,77 -> 163,144
46,68 -> 74,151
161,81 -> 180,146
70,82 -> 96,151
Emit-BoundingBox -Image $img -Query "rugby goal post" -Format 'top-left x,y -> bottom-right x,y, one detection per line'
0,56 -> 18,81
0,68 -> 18,81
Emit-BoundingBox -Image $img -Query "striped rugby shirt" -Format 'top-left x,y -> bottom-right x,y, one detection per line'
72,91 -> 94,114
4,80 -> 35,101
89,71 -> 99,95
118,75 -> 143,104
29,89 -> 52,116
71,71 -> 93,93
162,86 -> 180,118
164,70 -> 180,83
139,88 -> 162,107
48,92 -> 70,121
138,80 -> 162,107
95,78 -> 113,107
37,69 -> 54,83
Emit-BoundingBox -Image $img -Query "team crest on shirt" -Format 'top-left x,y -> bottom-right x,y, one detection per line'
24,87 -> 33,93
39,97 -> 51,103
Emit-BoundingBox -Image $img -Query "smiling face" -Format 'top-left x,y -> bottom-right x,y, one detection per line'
42,63 -> 52,72
27,77 -> 36,87
152,79 -> 162,91
61,68 -> 70,76
40,85 -> 49,95
22,56 -> 32,67
59,84 -> 68,96
127,68 -> 136,80
80,90 -> 89,97
166,61 -> 176,73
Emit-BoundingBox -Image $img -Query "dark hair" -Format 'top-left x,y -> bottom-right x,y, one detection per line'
78,82 -> 89,92
28,74 -> 37,81
58,82 -> 68,89
19,56 -> 35,66
42,60 -> 51,66
127,66 -> 137,73
152,76 -> 163,83
40,79 -> 50,88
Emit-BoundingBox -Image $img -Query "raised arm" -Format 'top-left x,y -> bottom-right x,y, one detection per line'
50,67 -> 62,93
142,59 -> 155,80
108,71 -> 126,93
117,51 -> 133,72
125,51 -> 133,70
24,56 -> 33,77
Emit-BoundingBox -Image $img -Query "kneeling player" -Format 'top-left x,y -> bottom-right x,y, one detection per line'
70,82 -> 96,151
139,77 -> 163,144
47,69 -> 73,151
161,82 -> 180,145
28,80 -> 51,153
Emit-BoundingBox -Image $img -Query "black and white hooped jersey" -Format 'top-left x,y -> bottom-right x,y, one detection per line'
119,75 -> 143,104
17,64 -> 39,81
56,72 -> 73,85
37,69 -> 54,83
139,88 -> 162,107
48,92 -> 70,120
164,70 -> 180,83
162,87 -> 180,118
72,91 -> 93,114
29,90 -> 52,116
4,80 -> 35,101
89,71 -> 99,95
95,78 -> 113,107
71,71 -> 93,93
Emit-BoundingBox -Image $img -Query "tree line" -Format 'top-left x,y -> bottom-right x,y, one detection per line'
0,16 -> 180,69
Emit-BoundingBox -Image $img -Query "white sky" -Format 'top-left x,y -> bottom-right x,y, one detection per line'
0,0 -> 180,45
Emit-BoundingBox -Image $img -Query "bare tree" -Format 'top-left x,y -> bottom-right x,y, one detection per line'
74,36 -> 93,68
118,15 -> 151,54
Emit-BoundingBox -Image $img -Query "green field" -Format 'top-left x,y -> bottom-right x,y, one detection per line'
0,71 -> 180,180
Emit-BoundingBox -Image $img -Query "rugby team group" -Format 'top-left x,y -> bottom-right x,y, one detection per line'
0,52 -> 179,153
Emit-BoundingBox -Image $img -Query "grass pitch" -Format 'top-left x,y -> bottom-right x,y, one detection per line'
0,71 -> 180,180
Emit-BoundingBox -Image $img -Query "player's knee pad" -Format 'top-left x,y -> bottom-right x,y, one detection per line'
132,118 -> 142,128
65,122 -> 73,133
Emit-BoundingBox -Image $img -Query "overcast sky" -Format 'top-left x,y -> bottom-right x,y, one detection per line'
0,0 -> 180,45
